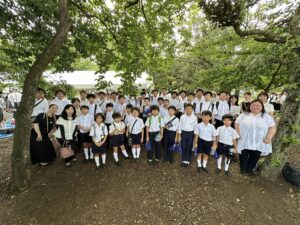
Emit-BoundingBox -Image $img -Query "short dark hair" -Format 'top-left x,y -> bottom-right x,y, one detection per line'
244,92 -> 251,96
141,92 -> 146,96
184,103 -> 194,109
258,91 -> 269,99
112,112 -> 122,119
132,107 -> 140,113
95,113 -> 105,122
168,105 -> 177,111
126,104 -> 133,109
71,98 -> 80,104
222,114 -> 234,121
204,91 -> 213,97
61,104 -> 76,120
37,87 -> 45,94
229,95 -> 239,106
201,110 -> 212,117
98,91 -> 105,95
171,91 -> 178,95
118,95 -> 125,100
164,99 -> 169,102
87,93 -> 96,99
150,105 -> 160,112
80,105 -> 89,110
55,90 -> 65,96
80,90 -> 87,94
180,90 -> 187,94
187,92 -> 195,97
144,97 -> 150,101
218,91 -> 227,95
196,88 -> 204,93
158,97 -> 164,102
152,89 -> 158,93
106,103 -> 113,108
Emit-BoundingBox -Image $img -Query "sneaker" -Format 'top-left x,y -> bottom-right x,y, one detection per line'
202,167 -> 209,173
96,165 -> 101,170
72,158 -> 77,162
65,162 -> 71,167
155,158 -> 159,162
125,156 -> 132,159
83,159 -> 89,163
216,168 -> 221,175
197,167 -> 202,173
115,161 -> 121,166
39,162 -> 48,166
102,163 -> 106,167
225,171 -> 230,176
246,170 -> 257,176
148,159 -> 153,165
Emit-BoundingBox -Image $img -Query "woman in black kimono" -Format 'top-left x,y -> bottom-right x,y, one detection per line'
30,104 -> 58,166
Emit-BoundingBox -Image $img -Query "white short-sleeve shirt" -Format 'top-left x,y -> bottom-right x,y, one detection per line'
216,125 -> 239,145
215,100 -> 230,120
195,101 -> 217,115
77,114 -> 94,133
145,115 -> 165,132
51,98 -> 70,116
235,113 -> 275,154
109,121 -> 126,134
178,114 -> 198,133
89,123 -> 108,142
264,103 -> 275,114
87,103 -> 102,117
194,122 -> 217,141
104,111 -> 114,124
164,115 -> 180,132
31,99 -> 49,117
127,117 -> 145,134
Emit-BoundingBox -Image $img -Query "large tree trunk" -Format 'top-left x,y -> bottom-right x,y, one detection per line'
11,0 -> 71,190
260,60 -> 300,180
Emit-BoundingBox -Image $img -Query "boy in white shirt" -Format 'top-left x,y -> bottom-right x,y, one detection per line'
215,114 -> 239,176
109,112 -> 131,166
195,91 -> 217,123
145,105 -> 165,164
215,91 -> 231,128
126,107 -> 145,160
52,90 -> 70,117
178,103 -> 198,167
87,93 -> 102,118
194,110 -> 217,173
77,105 -> 94,161
163,106 -> 180,163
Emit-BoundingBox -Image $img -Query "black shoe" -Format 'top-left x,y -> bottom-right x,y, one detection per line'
148,160 -> 153,165
83,159 -> 89,163
96,165 -> 101,170
197,167 -> 202,173
225,171 -> 230,176
181,163 -> 186,168
155,159 -> 159,163
202,167 -> 208,173
240,170 -> 247,175
216,168 -> 221,175
246,170 -> 257,176
125,155 -> 132,159
101,163 -> 106,168
65,162 -> 71,167
115,161 -> 121,166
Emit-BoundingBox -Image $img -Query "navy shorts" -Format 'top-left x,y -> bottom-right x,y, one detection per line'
130,133 -> 142,145
217,142 -> 233,156
197,138 -> 213,155
92,142 -> 107,154
77,131 -> 92,145
110,134 -> 124,147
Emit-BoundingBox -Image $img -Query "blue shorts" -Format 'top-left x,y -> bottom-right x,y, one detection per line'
197,138 -> 213,155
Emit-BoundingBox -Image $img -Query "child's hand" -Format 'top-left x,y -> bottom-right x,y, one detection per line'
95,142 -> 101,147
234,148 -> 237,154
193,144 -> 197,150
146,137 -> 149,142
212,144 -> 217,150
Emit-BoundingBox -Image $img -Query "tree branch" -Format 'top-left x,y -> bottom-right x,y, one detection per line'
264,63 -> 282,92
125,0 -> 139,9
140,0 -> 150,25
71,1 -> 119,44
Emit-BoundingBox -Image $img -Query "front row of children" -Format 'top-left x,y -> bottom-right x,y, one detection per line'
77,103 -> 239,175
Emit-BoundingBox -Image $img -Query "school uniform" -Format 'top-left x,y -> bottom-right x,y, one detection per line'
77,114 -> 94,145
128,99 -> 140,108
193,96 -> 204,105
163,115 -> 179,162
31,98 -> 49,120
141,105 -> 151,123
80,99 -> 89,106
123,113 -> 133,126
216,125 -> 239,155
264,103 -> 275,115
159,106 -> 168,118
150,96 -> 159,106
194,122 -> 217,155
90,123 -> 108,154
240,101 -> 250,112
145,115 -> 165,161
178,113 -> 198,164
215,100 -> 231,128
127,117 -> 145,145
96,99 -> 107,112
194,100 -> 217,123
87,103 -> 102,118
110,100 -> 119,111
235,113 -> 275,172
169,98 -> 181,110
115,103 -> 126,117
109,121 -> 126,147
51,98 -> 70,116
179,98 -> 188,113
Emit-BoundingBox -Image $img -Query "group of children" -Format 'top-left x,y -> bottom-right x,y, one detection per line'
76,100 -> 239,176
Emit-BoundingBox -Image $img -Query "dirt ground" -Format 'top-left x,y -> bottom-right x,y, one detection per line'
0,138 -> 299,225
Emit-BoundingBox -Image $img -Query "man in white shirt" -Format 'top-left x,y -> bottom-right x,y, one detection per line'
87,93 -> 102,118
31,88 -> 49,120
51,90 -> 70,117
160,88 -> 170,100
115,95 -> 127,118
150,89 -> 159,106
79,90 -> 89,106
194,88 -> 205,104
96,91 -> 107,112
195,91 -> 217,122
7,89 -> 22,110
169,91 -> 181,111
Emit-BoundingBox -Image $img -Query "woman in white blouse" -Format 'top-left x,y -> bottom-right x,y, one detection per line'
258,92 -> 274,117
235,100 -> 276,175
55,104 -> 79,167
229,95 -> 241,119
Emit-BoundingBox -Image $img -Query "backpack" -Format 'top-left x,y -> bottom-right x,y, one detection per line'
216,101 -> 231,111
199,102 -> 215,113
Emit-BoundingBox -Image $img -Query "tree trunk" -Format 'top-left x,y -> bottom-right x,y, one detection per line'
260,60 -> 300,180
11,0 -> 71,190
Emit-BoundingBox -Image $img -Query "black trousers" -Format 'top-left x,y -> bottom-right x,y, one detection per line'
148,131 -> 161,160
164,130 -> 176,162
181,131 -> 194,163
239,149 -> 261,172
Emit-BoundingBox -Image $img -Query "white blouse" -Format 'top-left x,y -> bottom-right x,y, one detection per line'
178,114 -> 198,133
127,117 -> 145,134
90,123 -> 108,142
77,114 -> 94,133
230,105 -> 241,117
164,115 -> 180,132
55,117 -> 78,140
264,103 -> 275,114
235,113 -> 275,155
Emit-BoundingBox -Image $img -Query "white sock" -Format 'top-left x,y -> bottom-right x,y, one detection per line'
102,154 -> 106,164
197,159 -> 202,167
122,150 -> 129,157
89,148 -> 94,159
94,156 -> 100,166
84,148 -> 89,160
225,158 -> 230,171
203,160 -> 208,168
113,152 -> 119,162
217,157 -> 222,169
132,148 -> 137,158
136,147 -> 141,158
